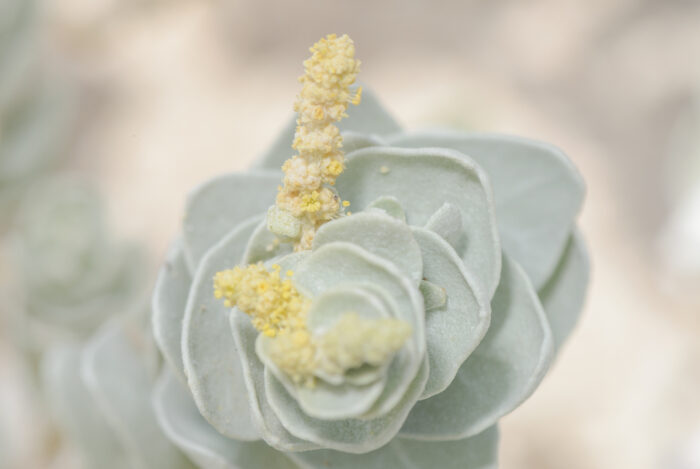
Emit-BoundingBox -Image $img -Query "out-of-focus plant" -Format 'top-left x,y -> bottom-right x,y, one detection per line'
7,177 -> 144,371
41,313 -> 195,469
0,0 -> 76,224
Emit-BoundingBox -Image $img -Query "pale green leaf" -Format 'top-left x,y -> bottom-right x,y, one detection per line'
400,255 -> 553,440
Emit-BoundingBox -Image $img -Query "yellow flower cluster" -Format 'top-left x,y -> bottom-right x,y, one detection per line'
269,33 -> 362,251
315,313 -> 412,376
213,263 -> 309,337
267,312 -> 412,388
213,264 -> 411,388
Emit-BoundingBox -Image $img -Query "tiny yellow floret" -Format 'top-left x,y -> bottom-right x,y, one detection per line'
269,34 -> 361,251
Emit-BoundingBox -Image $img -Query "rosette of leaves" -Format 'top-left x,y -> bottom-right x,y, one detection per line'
152,88 -> 589,469
0,0 -> 75,221
9,176 -> 144,359
41,315 -> 195,469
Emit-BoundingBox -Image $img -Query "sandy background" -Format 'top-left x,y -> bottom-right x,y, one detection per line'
2,0 -> 700,468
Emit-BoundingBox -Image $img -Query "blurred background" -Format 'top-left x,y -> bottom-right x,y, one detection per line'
1,0 -> 699,468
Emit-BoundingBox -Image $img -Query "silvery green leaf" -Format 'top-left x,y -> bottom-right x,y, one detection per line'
254,87 -> 401,170
336,147 -> 501,297
538,228 -> 589,350
293,242 -> 425,417
182,172 -> 280,270
242,219 -> 293,265
411,228 -> 490,399
268,367 -> 386,422
40,345 -> 128,469
290,426 -> 498,469
152,239 -> 191,381
366,196 -> 406,222
340,132 -> 385,154
231,313 -> 321,453
182,216 -> 261,441
307,285 -> 394,388
313,211 -> 423,284
152,369 -> 299,469
424,202 -> 464,252
306,284 -> 391,333
82,320 -> 194,469
387,130 -> 585,288
258,285 -> 391,420
265,356 -> 429,454
400,255 -> 553,440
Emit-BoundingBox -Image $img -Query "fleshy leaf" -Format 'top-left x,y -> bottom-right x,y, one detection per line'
400,255 -> 553,440
182,172 -> 279,270
266,356 -> 429,454
313,211 -> 423,284
388,130 -> 585,288
253,87 -> 400,170
181,216 -> 261,441
412,228 -> 491,398
294,242 -> 425,417
270,368 -> 385,422
152,239 -> 191,381
340,131 -> 385,154
336,147 -> 501,297
538,228 -> 589,350
242,219 -> 293,265
231,313 -> 321,453
152,369 -> 299,469
40,345 -> 128,469
306,284 -> 391,332
268,285 -> 393,420
366,196 -> 406,222
82,320 -> 194,469
290,426 -> 498,469
424,202 -> 464,252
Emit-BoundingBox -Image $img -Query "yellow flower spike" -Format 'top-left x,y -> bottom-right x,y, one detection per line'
269,33 -> 362,251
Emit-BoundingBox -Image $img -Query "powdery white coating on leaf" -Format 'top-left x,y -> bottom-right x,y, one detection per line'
152,239 -> 192,382
388,130 -> 585,289
182,172 -> 280,271
538,228 -> 590,351
152,369 -> 300,469
182,216 -> 262,442
335,147 -> 501,298
293,242 -> 425,419
266,356 -> 429,454
366,195 -> 406,222
424,202 -> 464,252
411,228 -> 491,399
242,218 -> 294,265
400,255 -> 553,440
313,211 -> 423,284
231,312 -> 321,453
289,426 -> 499,469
